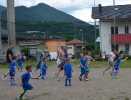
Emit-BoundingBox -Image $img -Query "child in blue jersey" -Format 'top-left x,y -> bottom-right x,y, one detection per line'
79,53 -> 86,81
40,58 -> 48,80
64,58 -> 73,86
17,54 -> 23,72
32,56 -> 43,72
9,56 -> 17,85
19,65 -> 39,100
112,53 -> 128,79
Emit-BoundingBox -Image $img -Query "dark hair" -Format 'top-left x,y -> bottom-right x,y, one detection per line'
112,48 -> 116,52
40,55 -> 43,58
12,56 -> 17,60
86,50 -> 90,55
9,43 -> 13,46
26,65 -> 33,71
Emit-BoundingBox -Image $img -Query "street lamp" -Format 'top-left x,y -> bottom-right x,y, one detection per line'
0,11 -> 2,55
113,0 -> 116,48
94,0 -> 97,49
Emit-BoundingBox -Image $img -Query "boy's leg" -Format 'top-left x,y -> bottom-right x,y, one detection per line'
79,70 -> 85,81
65,78 -> 68,86
41,75 -> 45,80
10,78 -> 13,85
19,88 -> 27,99
69,79 -> 71,86
32,68 -> 37,72
56,68 -> 61,81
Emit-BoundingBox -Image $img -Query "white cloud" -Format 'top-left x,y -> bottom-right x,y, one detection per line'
0,0 -> 131,22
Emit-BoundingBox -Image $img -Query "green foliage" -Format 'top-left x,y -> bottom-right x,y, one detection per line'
65,36 -> 75,42
21,46 -> 29,56
85,43 -> 95,51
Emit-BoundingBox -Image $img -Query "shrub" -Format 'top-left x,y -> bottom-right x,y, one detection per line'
21,46 -> 30,56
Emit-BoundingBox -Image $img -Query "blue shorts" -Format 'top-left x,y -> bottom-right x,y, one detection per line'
10,72 -> 15,77
36,65 -> 41,69
41,70 -> 46,75
114,65 -> 119,70
58,62 -> 64,68
23,83 -> 33,90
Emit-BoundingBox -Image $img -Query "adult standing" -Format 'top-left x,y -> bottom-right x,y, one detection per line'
55,45 -> 66,81
2,43 -> 13,80
103,48 -> 116,75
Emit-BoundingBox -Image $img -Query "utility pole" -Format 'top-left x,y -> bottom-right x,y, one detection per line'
7,0 -> 16,55
94,0 -> 97,49
113,0 -> 116,48
0,12 -> 2,55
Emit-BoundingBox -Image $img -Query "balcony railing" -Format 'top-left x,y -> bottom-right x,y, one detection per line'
111,34 -> 131,43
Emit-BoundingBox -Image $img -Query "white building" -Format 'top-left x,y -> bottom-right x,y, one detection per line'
92,4 -> 131,55
66,39 -> 87,57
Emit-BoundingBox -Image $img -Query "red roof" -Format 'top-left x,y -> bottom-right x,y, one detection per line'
66,39 -> 87,45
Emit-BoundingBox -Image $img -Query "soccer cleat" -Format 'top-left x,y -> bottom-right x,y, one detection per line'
65,84 -> 68,86
79,77 -> 82,81
112,76 -> 117,79
2,75 -> 6,81
19,96 -> 25,100
83,77 -> 88,81
69,84 -> 71,86
56,78 -> 60,81
103,71 -> 105,75
110,71 -> 112,76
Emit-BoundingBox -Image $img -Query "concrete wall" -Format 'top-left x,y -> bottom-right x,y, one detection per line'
2,41 -> 20,56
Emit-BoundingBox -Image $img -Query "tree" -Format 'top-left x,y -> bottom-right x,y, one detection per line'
65,36 -> 75,42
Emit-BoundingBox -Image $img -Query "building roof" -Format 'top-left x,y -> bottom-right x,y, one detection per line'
43,35 -> 65,40
29,34 -> 43,40
66,39 -> 87,45
92,4 -> 131,19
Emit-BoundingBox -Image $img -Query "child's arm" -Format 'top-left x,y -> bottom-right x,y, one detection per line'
20,78 -> 22,86
91,57 -> 97,62
121,57 -> 128,62
80,62 -> 84,68
31,77 -> 39,79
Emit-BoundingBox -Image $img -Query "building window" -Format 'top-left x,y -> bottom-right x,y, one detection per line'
111,27 -> 118,34
125,26 -> 129,34
111,44 -> 119,51
68,47 -> 72,49
125,44 -> 129,51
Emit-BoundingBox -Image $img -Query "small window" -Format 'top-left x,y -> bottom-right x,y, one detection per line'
111,27 -> 118,34
125,44 -> 129,51
68,47 -> 72,49
111,44 -> 119,51
125,26 -> 129,34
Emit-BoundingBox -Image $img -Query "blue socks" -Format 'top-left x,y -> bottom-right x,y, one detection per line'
65,78 -> 71,86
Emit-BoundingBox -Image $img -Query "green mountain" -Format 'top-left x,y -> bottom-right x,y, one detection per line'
1,3 -> 87,23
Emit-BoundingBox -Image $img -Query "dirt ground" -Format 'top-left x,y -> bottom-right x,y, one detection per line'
0,65 -> 131,100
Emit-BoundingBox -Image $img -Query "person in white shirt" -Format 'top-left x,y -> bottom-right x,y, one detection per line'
103,48 -> 116,75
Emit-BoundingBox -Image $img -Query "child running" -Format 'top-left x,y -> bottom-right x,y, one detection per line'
9,56 -> 17,85
64,58 -> 73,86
103,48 -> 116,75
17,54 -> 23,72
84,51 -> 97,81
19,65 -> 39,100
79,53 -> 86,81
32,56 -> 43,72
40,58 -> 48,80
112,54 -> 128,79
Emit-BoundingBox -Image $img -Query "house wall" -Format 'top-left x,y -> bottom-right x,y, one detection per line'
66,45 -> 74,57
100,19 -> 131,55
44,40 -> 65,52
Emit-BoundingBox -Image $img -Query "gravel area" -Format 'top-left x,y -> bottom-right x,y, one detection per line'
0,65 -> 131,100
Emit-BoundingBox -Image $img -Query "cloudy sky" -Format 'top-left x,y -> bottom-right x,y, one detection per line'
0,0 -> 131,23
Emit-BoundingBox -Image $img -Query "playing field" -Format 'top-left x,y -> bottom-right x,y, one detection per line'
0,64 -> 131,100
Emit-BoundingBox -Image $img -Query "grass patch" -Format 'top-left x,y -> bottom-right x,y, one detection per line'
0,60 -> 131,69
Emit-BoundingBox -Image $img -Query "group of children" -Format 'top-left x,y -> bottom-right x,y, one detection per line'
4,48 -> 129,100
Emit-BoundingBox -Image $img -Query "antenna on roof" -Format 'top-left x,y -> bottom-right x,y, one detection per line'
98,4 -> 102,12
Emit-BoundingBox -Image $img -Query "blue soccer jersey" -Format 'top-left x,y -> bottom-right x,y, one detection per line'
41,63 -> 48,75
80,58 -> 86,68
17,58 -> 22,66
114,57 -> 122,67
21,71 -> 32,84
36,59 -> 42,69
9,60 -> 16,73
64,62 -> 72,78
